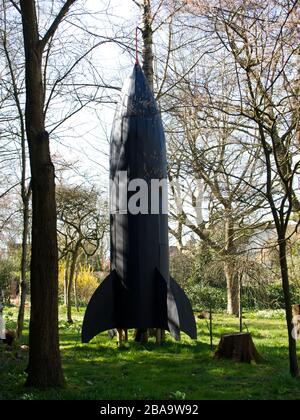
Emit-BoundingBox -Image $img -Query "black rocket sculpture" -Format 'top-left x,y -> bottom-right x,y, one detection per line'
82,63 -> 197,343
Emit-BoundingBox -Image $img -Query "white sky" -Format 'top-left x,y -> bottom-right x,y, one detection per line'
51,0 -> 139,191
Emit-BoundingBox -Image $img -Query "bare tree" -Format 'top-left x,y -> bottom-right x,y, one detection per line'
19,0 -> 77,389
0,0 -> 31,340
0,0 -> 128,387
57,184 -> 108,324
185,0 -> 300,377
166,85 -> 267,315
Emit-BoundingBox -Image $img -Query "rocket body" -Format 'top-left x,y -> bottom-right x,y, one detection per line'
82,65 -> 197,343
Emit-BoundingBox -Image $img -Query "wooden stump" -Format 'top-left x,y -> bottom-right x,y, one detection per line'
214,333 -> 262,364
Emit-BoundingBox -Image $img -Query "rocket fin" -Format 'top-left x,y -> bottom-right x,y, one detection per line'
155,269 -> 197,340
169,277 -> 197,340
82,270 -> 118,343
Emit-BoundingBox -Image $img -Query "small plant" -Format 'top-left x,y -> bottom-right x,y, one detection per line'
170,391 -> 186,400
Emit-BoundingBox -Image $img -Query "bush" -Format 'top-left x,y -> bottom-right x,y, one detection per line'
266,283 -> 300,309
75,265 -> 99,304
240,282 -> 299,311
188,284 -> 227,311
184,279 -> 300,312
172,243 -> 227,311
59,263 -> 99,305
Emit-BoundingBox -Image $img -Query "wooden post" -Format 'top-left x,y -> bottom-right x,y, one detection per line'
156,329 -> 166,346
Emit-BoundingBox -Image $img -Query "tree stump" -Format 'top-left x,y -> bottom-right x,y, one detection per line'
292,305 -> 300,340
214,333 -> 262,364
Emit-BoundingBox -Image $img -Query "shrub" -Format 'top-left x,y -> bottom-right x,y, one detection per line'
190,284 -> 227,311
184,279 -> 300,312
59,262 -> 99,305
75,265 -> 99,304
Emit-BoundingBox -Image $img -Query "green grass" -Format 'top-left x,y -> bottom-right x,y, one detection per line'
1,307 -> 300,400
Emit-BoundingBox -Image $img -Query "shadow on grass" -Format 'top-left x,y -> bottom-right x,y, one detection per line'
2,310 -> 300,400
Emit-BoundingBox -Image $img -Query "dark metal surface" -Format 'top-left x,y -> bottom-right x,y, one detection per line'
82,64 -> 197,343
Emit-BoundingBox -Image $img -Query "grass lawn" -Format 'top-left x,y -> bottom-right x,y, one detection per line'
0,307 -> 300,400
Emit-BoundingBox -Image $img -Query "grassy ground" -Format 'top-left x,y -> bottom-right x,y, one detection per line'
0,307 -> 300,400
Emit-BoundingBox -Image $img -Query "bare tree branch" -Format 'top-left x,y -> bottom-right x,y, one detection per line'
9,0 -> 21,13
39,0 -> 77,51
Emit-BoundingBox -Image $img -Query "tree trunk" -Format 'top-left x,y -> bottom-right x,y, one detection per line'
16,194 -> 31,341
67,244 -> 80,324
224,216 -> 239,316
20,0 -> 64,388
278,239 -> 299,378
239,274 -> 243,333
224,260 -> 239,316
64,255 -> 70,307
142,0 -> 154,92
74,261 -> 80,312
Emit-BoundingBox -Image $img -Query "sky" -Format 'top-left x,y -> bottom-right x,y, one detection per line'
51,0 -> 140,192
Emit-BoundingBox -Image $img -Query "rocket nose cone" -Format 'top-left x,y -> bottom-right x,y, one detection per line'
118,63 -> 158,117
131,62 -> 149,90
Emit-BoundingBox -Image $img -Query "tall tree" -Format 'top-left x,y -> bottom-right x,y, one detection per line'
20,0 -> 77,389
186,0 -> 300,377
166,72 -> 266,315
141,0 -> 154,90
1,0 -> 31,340
212,0 -> 299,378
